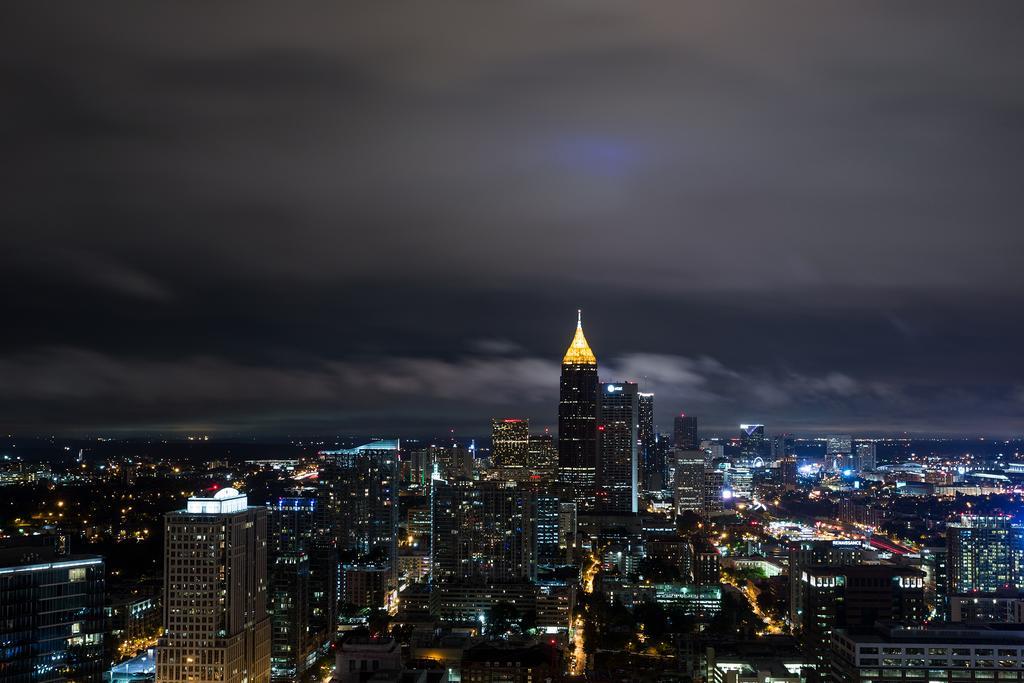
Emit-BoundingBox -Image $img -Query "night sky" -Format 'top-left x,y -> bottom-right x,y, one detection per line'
3,2 -> 1024,437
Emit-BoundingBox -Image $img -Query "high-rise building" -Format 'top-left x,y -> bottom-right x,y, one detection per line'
527,431 -> 557,475
948,515 -> 1024,594
780,455 -> 798,488
597,381 -> 639,513
703,466 -> 727,518
771,433 -> 792,459
558,311 -> 599,511
430,478 -> 528,585
493,419 -> 532,473
0,546 -> 106,682
798,564 -> 925,668
739,424 -> 768,463
268,497 -> 336,681
430,443 -> 475,480
319,441 -> 400,582
673,449 -> 705,517
673,414 -> 698,450
854,441 -> 877,471
525,493 -> 563,575
158,488 -> 270,683
787,539 -> 865,627
637,393 -> 656,493
491,418 -> 530,470
827,434 -> 854,471
921,546 -> 949,622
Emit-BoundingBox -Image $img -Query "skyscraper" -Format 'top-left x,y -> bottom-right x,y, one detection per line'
430,478 -> 528,584
798,565 -> 925,667
947,515 -> 1024,594
597,381 -> 639,513
738,424 -> 768,462
673,414 -> 698,450
827,434 -> 854,471
673,448 -> 705,517
0,545 -> 106,682
158,488 -> 270,683
491,418 -> 529,470
319,440 -> 400,582
527,431 -> 557,475
268,496 -> 336,681
558,311 -> 599,511
637,392 -> 656,493
854,441 -> 877,471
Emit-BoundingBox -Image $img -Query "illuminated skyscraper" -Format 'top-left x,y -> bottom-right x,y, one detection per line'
558,311 -> 599,511
268,497 -> 337,680
491,418 -> 529,470
158,488 -> 270,683
673,448 -> 705,516
527,431 -> 557,475
637,393 -> 656,493
0,545 -> 106,682
319,441 -> 400,583
854,441 -> 877,471
827,434 -> 854,471
739,423 -> 768,462
597,381 -> 639,513
673,414 -> 698,450
430,479 -> 528,584
948,515 -> 1024,594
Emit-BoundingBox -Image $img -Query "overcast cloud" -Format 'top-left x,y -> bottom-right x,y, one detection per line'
2,1 -> 1023,437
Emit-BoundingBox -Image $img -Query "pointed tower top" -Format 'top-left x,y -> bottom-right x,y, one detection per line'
563,310 -> 597,365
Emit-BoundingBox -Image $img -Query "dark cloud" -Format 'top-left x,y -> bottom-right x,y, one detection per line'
1,1 -> 1023,436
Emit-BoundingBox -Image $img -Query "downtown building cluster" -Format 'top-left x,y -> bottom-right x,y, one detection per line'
6,316 -> 1024,683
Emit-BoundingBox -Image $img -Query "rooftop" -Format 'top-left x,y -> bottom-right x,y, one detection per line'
562,310 -> 597,365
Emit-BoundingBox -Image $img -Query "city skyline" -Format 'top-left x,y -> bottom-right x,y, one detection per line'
3,3 -> 1024,438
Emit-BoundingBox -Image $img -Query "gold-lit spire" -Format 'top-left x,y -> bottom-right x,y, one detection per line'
562,309 -> 597,365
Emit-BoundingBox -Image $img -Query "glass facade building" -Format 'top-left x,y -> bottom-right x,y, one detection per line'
0,550 -> 106,683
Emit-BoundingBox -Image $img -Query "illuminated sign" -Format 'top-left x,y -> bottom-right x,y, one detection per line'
606,384 -> 623,393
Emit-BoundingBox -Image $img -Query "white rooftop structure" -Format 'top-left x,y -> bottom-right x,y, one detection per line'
185,487 -> 248,514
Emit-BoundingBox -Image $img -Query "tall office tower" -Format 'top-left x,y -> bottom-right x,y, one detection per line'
770,433 -> 792,459
527,431 -> 557,474
558,311 -> 599,511
673,449 -> 705,516
948,515 -> 1024,594
158,488 -> 270,683
407,448 -> 434,487
637,393 -> 656,493
558,502 -> 578,558
854,441 -> 877,471
0,546 -> 106,682
827,434 -> 854,471
492,418 -> 530,470
787,539 -> 865,628
920,547 -> 950,622
798,565 -> 925,668
702,467 -> 726,517
319,440 -> 400,582
430,443 -> 474,480
430,479 -> 528,585
525,493 -> 563,576
673,414 -> 698,450
780,455 -> 798,488
268,497 -> 337,680
267,545 -> 309,681
597,381 -> 639,513
726,465 -> 753,500
738,424 -> 768,463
